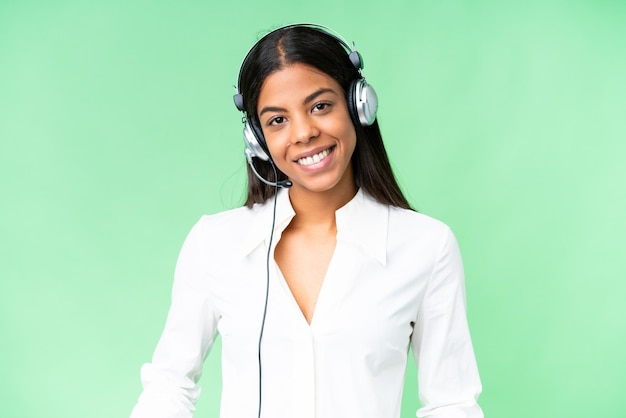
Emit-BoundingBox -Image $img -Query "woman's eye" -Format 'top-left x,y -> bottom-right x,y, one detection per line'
313,102 -> 331,112
269,116 -> 285,126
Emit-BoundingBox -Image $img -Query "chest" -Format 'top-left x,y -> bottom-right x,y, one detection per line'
273,228 -> 336,324
213,240 -> 431,350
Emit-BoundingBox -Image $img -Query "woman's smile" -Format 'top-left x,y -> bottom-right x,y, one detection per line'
295,145 -> 335,166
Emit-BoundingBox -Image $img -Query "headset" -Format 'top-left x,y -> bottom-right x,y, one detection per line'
233,23 -> 379,178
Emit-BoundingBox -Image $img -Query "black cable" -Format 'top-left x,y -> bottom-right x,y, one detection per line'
257,161 -> 280,418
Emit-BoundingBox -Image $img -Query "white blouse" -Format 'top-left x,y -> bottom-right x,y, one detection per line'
130,189 -> 483,418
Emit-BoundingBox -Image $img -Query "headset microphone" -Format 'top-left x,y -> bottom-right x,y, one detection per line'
245,148 -> 292,188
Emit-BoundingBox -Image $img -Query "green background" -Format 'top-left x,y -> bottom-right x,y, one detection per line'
1,1 -> 625,417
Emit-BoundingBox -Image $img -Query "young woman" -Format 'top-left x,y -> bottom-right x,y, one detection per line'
131,24 -> 483,418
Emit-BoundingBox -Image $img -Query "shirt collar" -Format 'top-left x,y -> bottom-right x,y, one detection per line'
240,188 -> 389,266
240,188 -> 295,257
335,189 -> 389,266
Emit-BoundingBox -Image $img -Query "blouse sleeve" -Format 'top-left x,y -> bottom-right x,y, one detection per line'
130,218 -> 219,418
411,226 -> 483,418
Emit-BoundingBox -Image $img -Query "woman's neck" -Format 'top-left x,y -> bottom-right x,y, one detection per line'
287,181 -> 357,230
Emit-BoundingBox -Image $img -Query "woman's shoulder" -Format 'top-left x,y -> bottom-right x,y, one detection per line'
387,204 -> 454,243
390,203 -> 449,228
188,198 -> 279,242
193,205 -> 259,236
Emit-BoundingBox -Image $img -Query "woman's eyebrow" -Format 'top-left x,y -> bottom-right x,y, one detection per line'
259,105 -> 286,117
258,88 -> 337,117
303,88 -> 336,104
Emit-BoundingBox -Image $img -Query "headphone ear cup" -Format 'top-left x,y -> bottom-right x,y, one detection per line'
243,118 -> 271,161
347,79 -> 378,126
354,79 -> 378,126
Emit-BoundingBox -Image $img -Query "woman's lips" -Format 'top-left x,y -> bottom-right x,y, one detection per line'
296,146 -> 335,166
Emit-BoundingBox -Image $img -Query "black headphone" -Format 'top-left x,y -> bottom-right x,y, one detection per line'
233,24 -> 379,164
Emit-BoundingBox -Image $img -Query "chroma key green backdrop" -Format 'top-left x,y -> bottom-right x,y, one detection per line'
1,1 -> 625,417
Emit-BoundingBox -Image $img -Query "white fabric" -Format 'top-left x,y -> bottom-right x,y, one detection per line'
130,189 -> 483,418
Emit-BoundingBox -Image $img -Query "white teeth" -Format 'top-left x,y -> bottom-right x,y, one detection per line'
298,148 -> 331,166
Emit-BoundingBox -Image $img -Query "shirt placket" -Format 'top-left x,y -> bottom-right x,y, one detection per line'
291,325 -> 316,418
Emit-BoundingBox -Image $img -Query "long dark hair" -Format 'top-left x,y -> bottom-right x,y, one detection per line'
238,25 -> 413,210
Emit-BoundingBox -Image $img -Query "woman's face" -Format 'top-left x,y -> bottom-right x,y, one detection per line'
256,63 -> 357,196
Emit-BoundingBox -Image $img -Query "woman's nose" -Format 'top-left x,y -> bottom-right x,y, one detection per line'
290,114 -> 319,144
